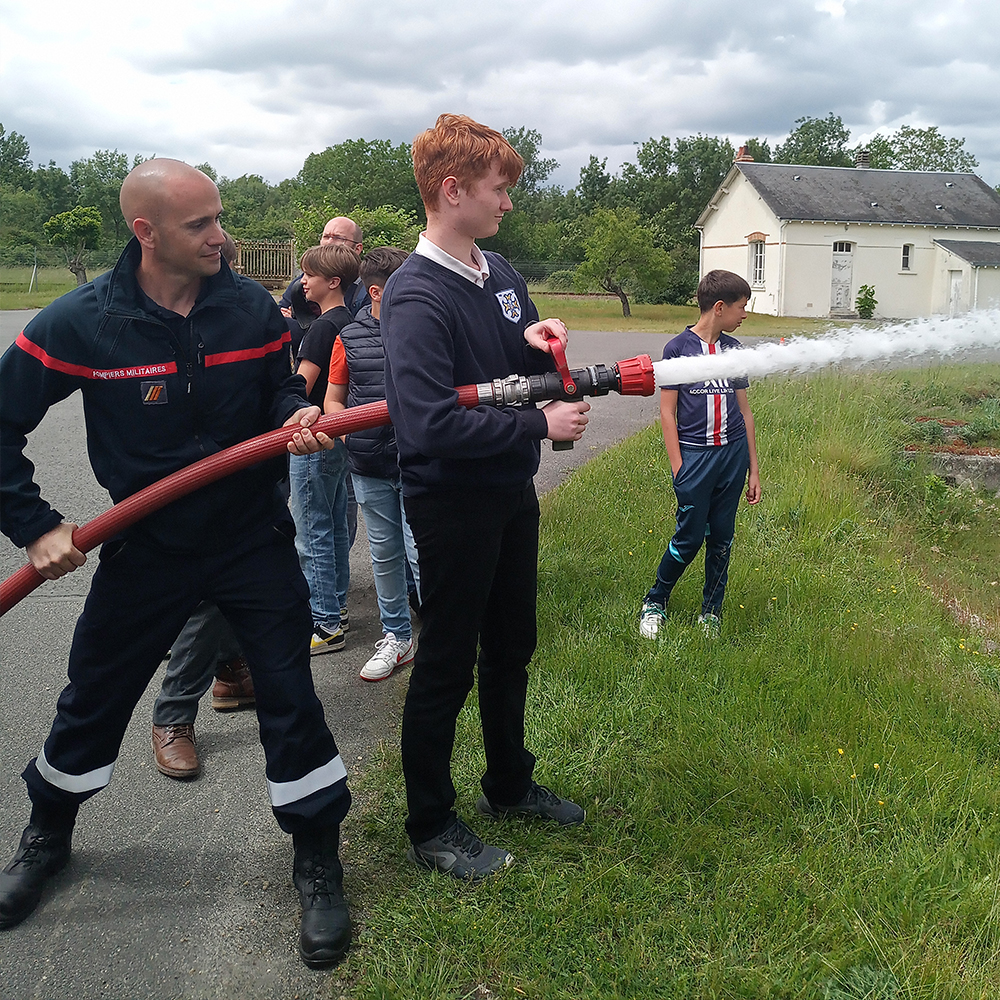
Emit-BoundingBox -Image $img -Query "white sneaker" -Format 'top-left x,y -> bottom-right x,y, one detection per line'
639,601 -> 666,639
359,633 -> 414,682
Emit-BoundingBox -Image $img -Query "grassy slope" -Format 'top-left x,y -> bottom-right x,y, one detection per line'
336,366 -> 1000,1000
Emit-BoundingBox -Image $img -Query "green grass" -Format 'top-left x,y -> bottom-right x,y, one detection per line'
0,266 -> 95,310
332,364 -> 1000,999
528,291 -> 841,338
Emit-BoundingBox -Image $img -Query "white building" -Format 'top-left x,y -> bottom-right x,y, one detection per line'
695,160 -> 1000,318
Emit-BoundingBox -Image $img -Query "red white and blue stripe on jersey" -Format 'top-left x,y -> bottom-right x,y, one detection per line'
660,327 -> 749,448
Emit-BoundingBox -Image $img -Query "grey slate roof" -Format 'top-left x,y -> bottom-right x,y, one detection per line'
729,162 -> 1000,228
934,240 -> 1000,266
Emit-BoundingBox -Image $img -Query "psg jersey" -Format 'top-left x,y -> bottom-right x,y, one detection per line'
661,327 -> 749,447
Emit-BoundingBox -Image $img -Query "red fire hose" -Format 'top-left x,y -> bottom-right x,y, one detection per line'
0,356 -> 654,617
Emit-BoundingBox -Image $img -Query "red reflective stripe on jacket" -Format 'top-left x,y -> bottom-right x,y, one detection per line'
16,332 -> 177,380
204,331 -> 290,367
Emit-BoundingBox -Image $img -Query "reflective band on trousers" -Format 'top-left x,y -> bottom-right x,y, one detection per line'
36,748 -> 116,793
267,755 -> 347,807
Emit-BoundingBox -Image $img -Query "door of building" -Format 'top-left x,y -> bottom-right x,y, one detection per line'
948,270 -> 964,317
830,241 -> 854,314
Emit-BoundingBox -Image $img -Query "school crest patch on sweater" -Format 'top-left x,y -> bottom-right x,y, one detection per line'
495,288 -> 521,323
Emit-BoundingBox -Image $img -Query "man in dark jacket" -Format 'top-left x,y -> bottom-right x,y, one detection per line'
0,159 -> 352,969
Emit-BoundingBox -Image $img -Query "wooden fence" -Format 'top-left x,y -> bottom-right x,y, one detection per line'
234,239 -> 297,289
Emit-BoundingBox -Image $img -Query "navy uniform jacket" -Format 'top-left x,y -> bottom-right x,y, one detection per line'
0,238 -> 309,553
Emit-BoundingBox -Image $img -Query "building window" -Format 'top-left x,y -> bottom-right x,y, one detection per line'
833,241 -> 852,253
901,244 -> 912,270
749,241 -> 765,287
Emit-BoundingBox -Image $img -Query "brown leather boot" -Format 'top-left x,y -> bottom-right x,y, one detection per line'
151,723 -> 200,779
212,656 -> 255,712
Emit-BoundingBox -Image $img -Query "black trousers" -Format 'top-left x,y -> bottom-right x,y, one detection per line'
23,517 -> 351,834
401,484 -> 539,844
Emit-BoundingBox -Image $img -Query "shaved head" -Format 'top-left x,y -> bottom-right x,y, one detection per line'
122,157 -> 226,295
120,158 -> 218,232
321,216 -> 363,249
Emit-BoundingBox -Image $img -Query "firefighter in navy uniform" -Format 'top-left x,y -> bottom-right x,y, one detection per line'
0,159 -> 351,969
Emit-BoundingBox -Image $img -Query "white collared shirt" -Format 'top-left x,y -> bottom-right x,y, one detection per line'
414,233 -> 490,287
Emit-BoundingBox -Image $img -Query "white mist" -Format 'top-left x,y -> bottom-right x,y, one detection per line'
652,310 -> 1000,386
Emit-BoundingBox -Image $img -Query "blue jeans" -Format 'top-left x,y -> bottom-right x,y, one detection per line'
352,473 -> 420,640
288,442 -> 350,630
152,602 -> 241,725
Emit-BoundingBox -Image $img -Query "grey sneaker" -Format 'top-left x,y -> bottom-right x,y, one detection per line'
697,612 -> 722,639
639,600 -> 666,639
476,782 -> 585,827
407,817 -> 513,882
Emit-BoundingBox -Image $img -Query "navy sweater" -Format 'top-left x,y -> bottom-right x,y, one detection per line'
382,251 -> 553,495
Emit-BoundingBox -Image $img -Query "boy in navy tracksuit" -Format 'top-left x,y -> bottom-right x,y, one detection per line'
639,270 -> 761,640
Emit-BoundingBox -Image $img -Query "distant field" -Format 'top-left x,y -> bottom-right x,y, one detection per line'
529,291 -> 842,338
2,273 -> 842,343
0,267 -> 104,310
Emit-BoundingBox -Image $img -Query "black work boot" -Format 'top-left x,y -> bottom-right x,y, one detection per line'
292,824 -> 351,968
0,814 -> 74,930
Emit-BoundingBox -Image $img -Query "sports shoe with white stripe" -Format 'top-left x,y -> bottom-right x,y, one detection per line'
359,633 -> 414,682
639,600 -> 667,639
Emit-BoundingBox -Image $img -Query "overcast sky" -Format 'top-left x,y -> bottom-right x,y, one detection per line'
2,0 -> 998,192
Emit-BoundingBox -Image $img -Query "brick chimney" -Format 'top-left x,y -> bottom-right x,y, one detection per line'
735,145 -> 754,162
855,147 -> 870,168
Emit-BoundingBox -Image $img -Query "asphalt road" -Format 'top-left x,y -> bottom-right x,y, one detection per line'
0,310 -> 669,1000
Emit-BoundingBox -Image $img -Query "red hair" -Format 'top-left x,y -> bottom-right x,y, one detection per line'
412,113 -> 523,212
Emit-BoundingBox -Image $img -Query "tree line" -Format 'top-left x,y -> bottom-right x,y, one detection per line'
0,115 -> 985,312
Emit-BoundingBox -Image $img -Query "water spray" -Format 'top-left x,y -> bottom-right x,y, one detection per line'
0,353 -> 656,616
653,310 -> 1000,387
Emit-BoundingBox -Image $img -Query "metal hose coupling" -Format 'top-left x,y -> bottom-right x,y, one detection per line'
475,354 -> 656,407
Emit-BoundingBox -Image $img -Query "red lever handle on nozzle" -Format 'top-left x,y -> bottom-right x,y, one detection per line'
544,332 -> 577,396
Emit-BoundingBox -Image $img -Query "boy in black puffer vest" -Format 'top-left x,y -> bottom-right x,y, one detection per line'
327,247 -> 418,682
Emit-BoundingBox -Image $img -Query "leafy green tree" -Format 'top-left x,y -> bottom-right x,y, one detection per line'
612,135 -> 732,249
70,150 -> 145,242
574,207 -> 673,317
44,205 -> 103,285
672,134 -> 735,223
298,139 -> 422,217
576,155 -> 611,214
293,202 -> 422,253
218,174 -> 286,236
195,162 -> 218,182
863,133 -> 895,169
892,126 -> 976,172
502,126 -> 558,195
744,137 -> 772,163
860,126 -> 977,172
0,184 -> 45,264
33,161 -> 75,217
774,113 -> 853,167
0,124 -> 33,189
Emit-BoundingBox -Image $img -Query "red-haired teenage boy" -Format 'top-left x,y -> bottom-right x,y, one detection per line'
382,114 -> 590,881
